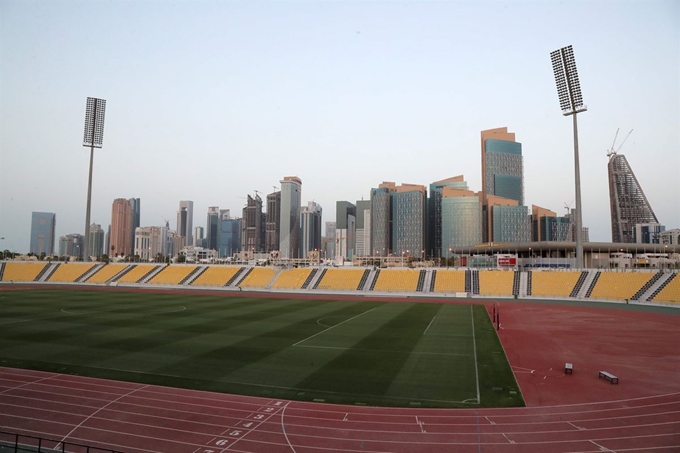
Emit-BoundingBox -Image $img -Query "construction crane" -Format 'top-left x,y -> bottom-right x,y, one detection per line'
607,128 -> 633,157
273,185 -> 279,192
160,215 -> 170,229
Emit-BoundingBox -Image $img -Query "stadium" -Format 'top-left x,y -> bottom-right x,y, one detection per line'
1,261 -> 679,452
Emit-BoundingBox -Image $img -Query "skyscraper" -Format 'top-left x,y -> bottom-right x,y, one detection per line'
441,184 -> 483,251
335,201 -> 356,261
300,201 -> 322,258
481,127 -> 526,243
391,184 -> 427,258
110,198 -> 133,256
370,182 -> 394,257
58,233 -> 84,258
355,200 -> 370,257
177,200 -> 194,247
266,191 -> 281,252
218,209 -> 241,258
428,176 -> 469,259
279,176 -> 302,259
88,223 -> 105,258
242,194 -> 265,254
129,198 -> 141,252
608,153 -> 659,243
206,207 -> 219,250
29,212 -> 56,256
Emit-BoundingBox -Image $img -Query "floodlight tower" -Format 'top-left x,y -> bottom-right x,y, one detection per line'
550,45 -> 586,269
82,97 -> 107,262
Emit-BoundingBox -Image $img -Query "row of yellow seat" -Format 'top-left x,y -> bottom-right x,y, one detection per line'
1,262 -> 678,303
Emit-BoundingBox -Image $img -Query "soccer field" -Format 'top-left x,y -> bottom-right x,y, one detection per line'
0,289 -> 523,408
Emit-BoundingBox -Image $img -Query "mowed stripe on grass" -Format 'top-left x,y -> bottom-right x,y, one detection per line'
0,289 -> 523,408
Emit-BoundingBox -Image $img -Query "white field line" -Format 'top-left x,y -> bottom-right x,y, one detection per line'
53,384 -> 149,450
294,344 -> 472,357
423,315 -> 436,335
280,401 -> 298,453
292,307 -> 379,346
470,305 -> 480,405
590,440 -> 614,452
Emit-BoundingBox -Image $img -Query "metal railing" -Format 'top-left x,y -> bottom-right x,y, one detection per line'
0,430 -> 124,453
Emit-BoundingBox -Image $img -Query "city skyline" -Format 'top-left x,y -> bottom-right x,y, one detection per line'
1,1 -> 678,253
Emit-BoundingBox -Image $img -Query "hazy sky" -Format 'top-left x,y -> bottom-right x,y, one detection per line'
1,0 -> 678,253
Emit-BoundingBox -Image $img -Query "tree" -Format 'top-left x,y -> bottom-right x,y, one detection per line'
100,254 -> 110,264
176,253 -> 186,263
39,252 -> 46,261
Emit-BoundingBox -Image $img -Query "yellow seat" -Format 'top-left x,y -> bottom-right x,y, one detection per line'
271,268 -> 313,289
432,270 -> 466,293
531,271 -> 581,297
149,266 -> 198,285
240,267 -> 277,288
86,264 -> 129,283
653,275 -> 680,303
479,270 -> 514,296
116,264 -> 158,283
316,269 -> 366,291
192,266 -> 243,286
1,262 -> 48,282
372,269 -> 420,292
589,272 -> 655,300
48,263 -> 95,282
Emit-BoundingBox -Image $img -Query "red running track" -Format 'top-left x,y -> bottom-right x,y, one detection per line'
1,300 -> 679,452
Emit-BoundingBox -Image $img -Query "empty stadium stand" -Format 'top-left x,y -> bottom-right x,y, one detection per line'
372,269 -> 421,292
47,263 -> 96,283
315,268 -> 367,291
191,266 -> 243,287
271,268 -> 313,289
2,261 -> 679,305
239,267 -> 277,288
85,264 -> 130,284
531,271 -> 582,298
431,270 -> 466,293
588,272 -> 656,301
478,270 -> 514,296
115,264 -> 159,284
149,266 -> 198,285
650,274 -> 680,303
1,262 -> 47,282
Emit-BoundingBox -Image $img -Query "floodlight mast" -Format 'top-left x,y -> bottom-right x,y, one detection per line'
82,97 -> 106,262
550,45 -> 586,269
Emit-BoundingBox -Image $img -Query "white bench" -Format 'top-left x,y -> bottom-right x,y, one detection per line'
599,371 -> 618,384
565,363 -> 573,375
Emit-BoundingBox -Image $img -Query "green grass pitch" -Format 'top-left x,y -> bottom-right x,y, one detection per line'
0,289 -> 523,408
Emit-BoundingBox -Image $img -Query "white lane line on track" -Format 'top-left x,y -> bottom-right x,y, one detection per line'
292,307 -> 378,346
281,401 -> 298,453
4,412 -> 680,449
4,389 -> 680,431
0,374 -> 55,395
568,421 -> 586,430
590,440 -> 614,452
4,366 -> 680,412
502,433 -> 516,444
53,384 -> 149,450
4,399 -> 680,437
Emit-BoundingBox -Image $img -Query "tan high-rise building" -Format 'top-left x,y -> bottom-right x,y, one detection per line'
110,198 -> 133,256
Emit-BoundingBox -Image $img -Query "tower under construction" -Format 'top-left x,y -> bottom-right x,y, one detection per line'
607,130 -> 658,243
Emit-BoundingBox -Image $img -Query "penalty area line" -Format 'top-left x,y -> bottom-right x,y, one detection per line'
292,307 -> 379,347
